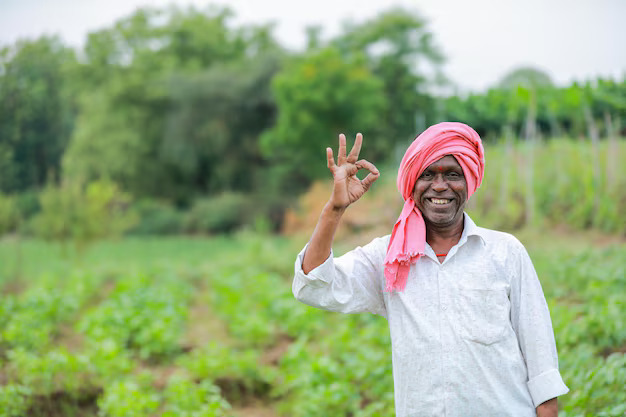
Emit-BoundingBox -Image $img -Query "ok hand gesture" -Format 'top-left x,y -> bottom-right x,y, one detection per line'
327,133 -> 380,210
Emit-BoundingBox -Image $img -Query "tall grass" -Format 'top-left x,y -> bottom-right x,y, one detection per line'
285,138 -> 626,237
468,138 -> 625,234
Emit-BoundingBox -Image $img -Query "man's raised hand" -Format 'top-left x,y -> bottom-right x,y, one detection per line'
326,133 -> 380,210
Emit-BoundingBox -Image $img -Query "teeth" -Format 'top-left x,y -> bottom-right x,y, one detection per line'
431,198 -> 450,205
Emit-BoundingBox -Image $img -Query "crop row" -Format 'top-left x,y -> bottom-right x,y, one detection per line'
0,233 -> 623,416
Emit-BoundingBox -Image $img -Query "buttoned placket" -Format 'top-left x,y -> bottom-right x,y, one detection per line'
425,235 -> 470,417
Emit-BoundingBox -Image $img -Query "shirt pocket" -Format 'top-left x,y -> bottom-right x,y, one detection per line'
454,288 -> 509,345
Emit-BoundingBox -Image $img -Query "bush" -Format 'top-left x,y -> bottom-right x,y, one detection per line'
29,179 -> 137,249
14,190 -> 41,221
184,192 -> 251,234
127,199 -> 185,235
0,193 -> 19,236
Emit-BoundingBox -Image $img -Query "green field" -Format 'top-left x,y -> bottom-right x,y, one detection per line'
0,228 -> 624,417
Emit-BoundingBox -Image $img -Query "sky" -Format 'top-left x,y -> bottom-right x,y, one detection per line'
1,0 -> 624,92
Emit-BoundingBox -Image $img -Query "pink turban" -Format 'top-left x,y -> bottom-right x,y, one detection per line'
384,122 -> 485,292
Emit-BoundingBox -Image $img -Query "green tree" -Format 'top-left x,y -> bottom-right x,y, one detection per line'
63,6 -> 282,203
0,36 -> 77,192
160,53 -> 282,200
260,47 -> 387,193
498,66 -> 553,90
333,8 -> 444,146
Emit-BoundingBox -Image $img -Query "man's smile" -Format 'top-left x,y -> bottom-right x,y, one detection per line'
424,196 -> 456,208
427,197 -> 453,204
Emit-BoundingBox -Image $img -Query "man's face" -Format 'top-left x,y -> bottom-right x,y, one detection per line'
413,155 -> 468,228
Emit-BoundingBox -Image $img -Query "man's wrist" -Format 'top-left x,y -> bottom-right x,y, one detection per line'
324,201 -> 347,216
536,397 -> 558,417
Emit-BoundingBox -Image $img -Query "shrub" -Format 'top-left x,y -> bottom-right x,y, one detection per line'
127,199 -> 185,235
184,192 -> 251,234
0,193 -> 20,236
29,179 -> 137,250
14,190 -> 41,221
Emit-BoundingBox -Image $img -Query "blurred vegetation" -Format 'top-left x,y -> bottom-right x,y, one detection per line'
1,4 -> 622,238
0,233 -> 623,416
283,140 -> 626,239
468,139 -> 626,234
0,5 -> 623,415
29,180 -> 137,251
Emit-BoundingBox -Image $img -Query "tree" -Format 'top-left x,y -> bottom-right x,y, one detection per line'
260,47 -> 387,193
160,53 -> 282,200
333,8 -> 444,146
498,66 -> 553,90
63,6 -> 282,203
0,36 -> 77,192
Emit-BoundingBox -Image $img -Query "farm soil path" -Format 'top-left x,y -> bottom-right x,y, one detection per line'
233,403 -> 281,417
261,334 -> 294,366
181,282 -> 233,349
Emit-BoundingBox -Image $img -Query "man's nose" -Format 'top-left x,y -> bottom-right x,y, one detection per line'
431,174 -> 448,191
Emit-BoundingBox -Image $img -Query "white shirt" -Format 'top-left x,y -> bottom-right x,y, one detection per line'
293,213 -> 569,417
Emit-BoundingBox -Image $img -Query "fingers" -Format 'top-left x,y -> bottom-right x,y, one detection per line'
356,159 -> 380,190
326,147 -> 336,171
347,133 -> 362,163
355,159 -> 379,175
361,172 -> 380,190
337,134 -> 347,164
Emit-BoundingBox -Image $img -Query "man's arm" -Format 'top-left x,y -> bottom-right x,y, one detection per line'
509,239 -> 569,409
302,133 -> 379,274
536,397 -> 558,417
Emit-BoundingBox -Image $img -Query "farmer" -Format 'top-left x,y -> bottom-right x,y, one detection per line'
292,122 -> 569,417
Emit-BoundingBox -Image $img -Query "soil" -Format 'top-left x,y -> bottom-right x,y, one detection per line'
260,334 -> 294,366
233,402 -> 282,417
180,283 -> 233,350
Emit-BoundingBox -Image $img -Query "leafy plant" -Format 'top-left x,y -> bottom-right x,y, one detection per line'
30,179 -> 137,251
162,375 -> 232,417
97,376 -> 160,417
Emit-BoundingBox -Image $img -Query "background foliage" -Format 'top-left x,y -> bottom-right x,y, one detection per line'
1,5 -> 623,235
0,3 -> 624,416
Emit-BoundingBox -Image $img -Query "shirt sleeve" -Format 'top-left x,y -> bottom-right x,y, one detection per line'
509,240 -> 569,407
292,236 -> 388,317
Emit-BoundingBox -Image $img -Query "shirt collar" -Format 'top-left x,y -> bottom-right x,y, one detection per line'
423,212 -> 486,262
461,212 -> 486,247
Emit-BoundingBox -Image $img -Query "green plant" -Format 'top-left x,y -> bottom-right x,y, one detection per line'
78,272 -> 191,360
0,193 -> 19,235
97,376 -> 160,417
128,199 -> 185,235
184,193 -> 251,234
0,384 -> 32,417
30,179 -> 137,251
162,375 -> 232,417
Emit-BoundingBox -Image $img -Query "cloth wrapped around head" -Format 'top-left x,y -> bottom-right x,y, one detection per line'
384,122 -> 485,292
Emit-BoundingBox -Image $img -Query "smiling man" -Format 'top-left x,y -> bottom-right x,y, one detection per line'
292,122 -> 569,417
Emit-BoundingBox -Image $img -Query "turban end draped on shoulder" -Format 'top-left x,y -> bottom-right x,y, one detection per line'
384,122 -> 485,292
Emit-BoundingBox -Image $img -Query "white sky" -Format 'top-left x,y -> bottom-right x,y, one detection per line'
1,0 -> 624,92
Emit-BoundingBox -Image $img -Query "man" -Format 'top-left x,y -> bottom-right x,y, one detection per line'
292,122 -> 569,417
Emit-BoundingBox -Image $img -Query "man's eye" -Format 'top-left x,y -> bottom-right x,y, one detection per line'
420,172 -> 433,179
447,172 -> 461,178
